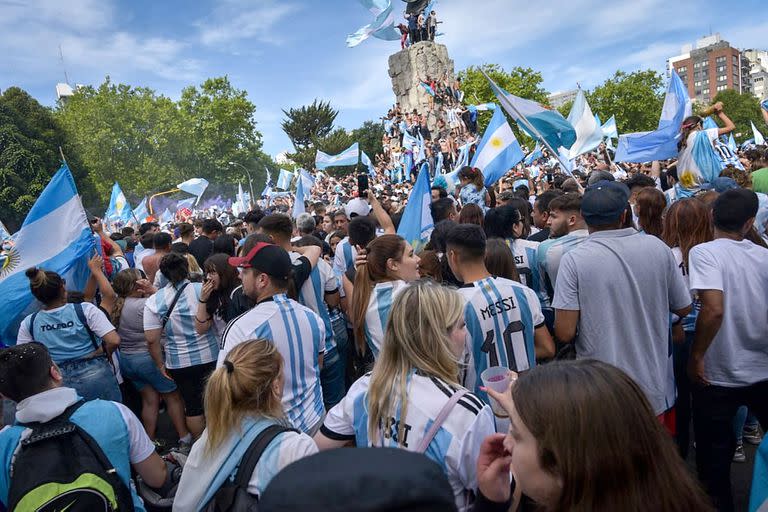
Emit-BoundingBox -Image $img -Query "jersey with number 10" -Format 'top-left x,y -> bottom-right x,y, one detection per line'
458,277 -> 545,399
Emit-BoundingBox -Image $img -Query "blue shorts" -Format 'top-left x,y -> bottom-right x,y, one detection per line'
120,352 -> 177,394
60,356 -> 121,402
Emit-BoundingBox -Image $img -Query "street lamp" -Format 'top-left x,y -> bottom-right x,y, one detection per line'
228,161 -> 255,209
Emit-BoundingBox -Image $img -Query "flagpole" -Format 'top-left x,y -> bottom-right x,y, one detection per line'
148,188 -> 181,216
480,70 -> 573,173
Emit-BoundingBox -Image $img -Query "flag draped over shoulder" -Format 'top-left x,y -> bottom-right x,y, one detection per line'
470,108 -> 524,187
315,143 -> 360,169
397,162 -> 433,251
566,90 -> 604,159
104,182 -> 134,228
346,0 -> 400,48
0,164 -> 96,345
614,72 -> 691,163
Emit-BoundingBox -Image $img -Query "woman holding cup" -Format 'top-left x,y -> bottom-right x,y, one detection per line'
475,360 -> 713,511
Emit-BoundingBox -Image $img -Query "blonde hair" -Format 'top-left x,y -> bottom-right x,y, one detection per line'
367,280 -> 465,445
185,254 -> 202,274
203,340 -> 284,457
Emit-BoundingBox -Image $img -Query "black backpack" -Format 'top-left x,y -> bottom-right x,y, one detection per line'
8,400 -> 135,511
204,424 -> 297,512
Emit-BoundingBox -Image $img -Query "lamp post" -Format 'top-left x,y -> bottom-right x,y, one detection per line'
229,161 -> 255,208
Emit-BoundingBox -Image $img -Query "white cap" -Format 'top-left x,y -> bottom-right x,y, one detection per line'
345,198 -> 371,218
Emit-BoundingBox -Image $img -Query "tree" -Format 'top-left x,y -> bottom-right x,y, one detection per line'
351,120 -> 384,161
711,89 -> 762,143
0,87 -> 93,230
56,76 -> 271,205
586,70 -> 665,135
281,100 -> 339,171
457,64 -> 549,135
316,128 -> 356,177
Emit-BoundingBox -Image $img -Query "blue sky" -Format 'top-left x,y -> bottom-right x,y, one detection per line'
1,0 -> 766,157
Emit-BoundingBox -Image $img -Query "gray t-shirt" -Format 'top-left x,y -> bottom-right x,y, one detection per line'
688,238 -> 768,387
552,228 -> 692,415
118,297 -> 149,355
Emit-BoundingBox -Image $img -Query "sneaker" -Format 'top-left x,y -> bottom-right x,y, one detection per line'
175,439 -> 192,456
733,443 -> 746,463
743,425 -> 763,445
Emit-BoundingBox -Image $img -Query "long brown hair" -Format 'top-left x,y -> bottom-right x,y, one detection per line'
458,203 -> 484,227
203,253 -> 240,318
350,234 -> 406,354
484,238 -> 520,282
458,166 -> 484,190
111,269 -> 144,329
662,198 -> 713,271
678,115 -> 702,151
203,340 -> 284,457
636,187 -> 666,238
512,360 -> 713,511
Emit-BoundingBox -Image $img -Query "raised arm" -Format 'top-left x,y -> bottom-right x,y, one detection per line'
367,190 -> 395,234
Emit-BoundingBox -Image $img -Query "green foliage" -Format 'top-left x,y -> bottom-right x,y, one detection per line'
711,89 -> 762,143
282,99 -> 338,149
351,120 -> 384,161
556,100 -> 574,119
457,64 -> 549,136
586,70 -> 665,134
0,87 -> 92,230
55,76 -> 271,207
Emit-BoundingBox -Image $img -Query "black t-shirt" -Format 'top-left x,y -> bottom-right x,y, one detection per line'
224,256 -> 313,321
528,228 -> 550,243
188,236 -> 214,268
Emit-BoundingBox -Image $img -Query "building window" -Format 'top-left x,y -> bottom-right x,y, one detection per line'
702,78 -> 709,85
716,56 -> 726,64
694,62 -> 701,68
694,81 -> 702,87
733,55 -> 739,65
718,75 -> 727,82
678,65 -> 687,73
717,65 -> 725,72
716,85 -> 728,91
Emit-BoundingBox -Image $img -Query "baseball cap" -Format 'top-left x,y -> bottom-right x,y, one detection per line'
345,197 -> 371,218
581,180 -> 630,226
227,242 -> 292,280
711,177 -> 739,193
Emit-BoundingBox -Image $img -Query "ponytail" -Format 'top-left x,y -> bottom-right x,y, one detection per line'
111,269 -> 143,329
351,254 -> 375,355
678,116 -> 703,151
25,267 -> 64,305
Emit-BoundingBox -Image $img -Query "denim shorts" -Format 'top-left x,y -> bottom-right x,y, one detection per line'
60,356 -> 122,403
120,352 -> 177,394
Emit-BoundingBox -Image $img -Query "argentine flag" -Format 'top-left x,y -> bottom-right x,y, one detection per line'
176,197 -> 196,211
160,208 -> 174,224
752,121 -> 765,146
299,169 -> 316,191
133,197 -> 149,224
0,221 -> 11,242
397,162 -> 433,251
315,143 -> 360,170
292,176 -> 307,219
346,0 -> 400,48
0,164 -> 95,345
104,182 -> 134,228
525,143 -> 543,165
177,178 -> 209,205
471,108 -> 524,186
601,115 -> 618,140
566,90 -> 604,159
453,141 -> 472,172
361,151 -> 376,176
277,169 -> 294,190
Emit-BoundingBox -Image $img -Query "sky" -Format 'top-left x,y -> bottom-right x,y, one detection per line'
1,0 -> 766,157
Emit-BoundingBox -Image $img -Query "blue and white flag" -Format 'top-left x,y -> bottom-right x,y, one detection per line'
761,99 -> 768,112
601,115 -> 618,140
435,151 -> 444,175
397,162 -> 433,251
524,142 -> 543,165
299,169 -> 316,191
752,121 -> 765,146
567,89 -> 604,158
728,133 -> 738,152
0,220 -> 11,242
346,0 -> 400,48
468,103 -> 497,112
176,197 -> 196,211
262,167 -> 274,197
104,182 -> 134,228
453,141 -> 471,172
402,131 -> 418,151
277,169 -> 294,190
420,82 -> 436,96
292,176 -> 307,219
484,71 -> 576,152
133,197 -> 149,224
0,164 -> 95,345
315,143 -> 359,169
615,71 -> 691,163
177,178 -> 209,205
160,208 -> 174,224
361,151 -> 376,176
470,107 -> 524,186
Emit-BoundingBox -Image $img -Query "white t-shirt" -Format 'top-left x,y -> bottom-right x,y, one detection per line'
322,373 -> 495,512
688,238 -> 768,386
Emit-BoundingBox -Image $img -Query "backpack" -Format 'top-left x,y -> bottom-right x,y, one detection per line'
204,424 -> 297,512
7,400 -> 135,512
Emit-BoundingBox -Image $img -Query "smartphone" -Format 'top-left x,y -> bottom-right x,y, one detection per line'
357,174 -> 369,195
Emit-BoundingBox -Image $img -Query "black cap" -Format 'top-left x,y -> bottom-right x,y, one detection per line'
259,448 -> 458,512
228,242 -> 292,280
581,180 -> 630,226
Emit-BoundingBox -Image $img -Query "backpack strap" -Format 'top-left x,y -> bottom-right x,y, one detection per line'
234,424 -> 298,488
28,312 -> 38,339
161,282 -> 190,329
73,302 -> 99,351
416,388 -> 468,453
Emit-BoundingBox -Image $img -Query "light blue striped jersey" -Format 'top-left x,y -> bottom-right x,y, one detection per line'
332,237 -> 357,276
219,294 -> 326,434
143,280 -> 220,369
321,372 -> 495,512
536,229 -> 589,305
505,238 -> 541,293
290,252 -> 338,353
364,280 -> 408,358
671,247 -> 700,332
458,277 -> 545,400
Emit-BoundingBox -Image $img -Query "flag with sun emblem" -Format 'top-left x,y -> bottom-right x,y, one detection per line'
0,164 -> 95,345
470,107 -> 524,187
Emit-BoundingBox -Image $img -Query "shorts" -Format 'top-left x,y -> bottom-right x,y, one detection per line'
168,362 -> 216,417
60,356 -> 121,403
120,352 -> 177,394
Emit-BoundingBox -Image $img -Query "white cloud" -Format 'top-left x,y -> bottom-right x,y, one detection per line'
197,0 -> 301,46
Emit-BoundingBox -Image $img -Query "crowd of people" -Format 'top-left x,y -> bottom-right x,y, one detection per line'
398,6 -> 440,49
1,102 -> 768,512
